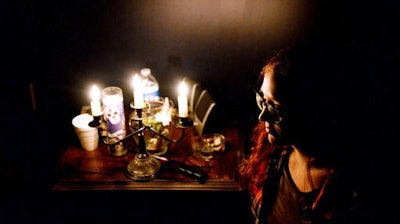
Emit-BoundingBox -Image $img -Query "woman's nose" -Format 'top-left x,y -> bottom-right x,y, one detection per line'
258,106 -> 271,122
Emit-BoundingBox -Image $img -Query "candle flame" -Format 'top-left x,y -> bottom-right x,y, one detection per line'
155,97 -> 172,126
178,81 -> 188,96
90,84 -> 100,101
132,74 -> 143,90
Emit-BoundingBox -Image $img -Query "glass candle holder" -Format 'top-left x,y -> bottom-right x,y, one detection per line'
102,86 -> 128,156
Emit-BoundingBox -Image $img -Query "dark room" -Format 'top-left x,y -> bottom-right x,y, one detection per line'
2,0 -> 398,223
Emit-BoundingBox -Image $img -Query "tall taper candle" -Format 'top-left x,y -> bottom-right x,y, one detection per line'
132,74 -> 144,108
177,81 -> 188,117
90,84 -> 102,116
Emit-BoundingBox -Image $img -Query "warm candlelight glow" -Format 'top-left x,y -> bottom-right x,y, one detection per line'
90,84 -> 102,116
177,81 -> 188,117
155,97 -> 172,126
132,74 -> 144,108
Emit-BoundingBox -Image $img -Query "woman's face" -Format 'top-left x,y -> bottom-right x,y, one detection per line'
258,72 -> 286,144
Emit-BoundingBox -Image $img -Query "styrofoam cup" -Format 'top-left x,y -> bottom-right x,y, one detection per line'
72,113 -> 99,151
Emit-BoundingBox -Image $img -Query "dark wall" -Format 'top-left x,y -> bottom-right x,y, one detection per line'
9,1 -> 397,120
28,0 -> 320,118
2,1 -> 398,223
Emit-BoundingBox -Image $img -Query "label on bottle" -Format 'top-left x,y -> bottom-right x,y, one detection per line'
143,90 -> 160,102
142,79 -> 159,101
140,68 -> 160,102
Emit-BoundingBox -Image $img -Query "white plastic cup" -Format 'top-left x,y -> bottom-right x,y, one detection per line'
72,113 -> 99,151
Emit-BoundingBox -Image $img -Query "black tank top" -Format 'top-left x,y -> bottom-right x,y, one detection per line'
265,160 -> 323,223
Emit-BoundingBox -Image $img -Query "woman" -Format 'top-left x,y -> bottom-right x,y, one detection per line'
239,45 -> 359,224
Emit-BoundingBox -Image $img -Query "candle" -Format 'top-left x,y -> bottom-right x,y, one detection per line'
90,84 -> 102,116
102,86 -> 126,142
155,97 -> 172,126
177,81 -> 188,117
132,74 -> 144,108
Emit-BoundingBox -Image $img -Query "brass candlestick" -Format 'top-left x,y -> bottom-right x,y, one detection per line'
90,102 -> 192,181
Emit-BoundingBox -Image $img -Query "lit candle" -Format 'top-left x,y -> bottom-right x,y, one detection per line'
177,81 -> 188,117
90,84 -> 102,116
155,97 -> 172,126
132,74 -> 144,108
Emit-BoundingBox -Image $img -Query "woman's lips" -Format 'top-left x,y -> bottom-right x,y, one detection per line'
264,122 -> 270,134
265,122 -> 278,144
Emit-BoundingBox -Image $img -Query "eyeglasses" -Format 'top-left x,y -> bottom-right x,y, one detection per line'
256,91 -> 283,124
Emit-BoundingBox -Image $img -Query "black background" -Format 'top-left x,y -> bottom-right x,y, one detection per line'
2,1 -> 398,223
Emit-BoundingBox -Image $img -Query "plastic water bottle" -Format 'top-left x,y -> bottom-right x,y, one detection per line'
140,68 -> 160,102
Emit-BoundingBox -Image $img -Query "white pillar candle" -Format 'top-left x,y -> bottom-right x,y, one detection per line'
90,84 -> 102,116
132,74 -> 144,108
177,81 -> 188,117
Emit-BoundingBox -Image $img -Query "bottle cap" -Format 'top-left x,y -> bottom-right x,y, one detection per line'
141,68 -> 151,76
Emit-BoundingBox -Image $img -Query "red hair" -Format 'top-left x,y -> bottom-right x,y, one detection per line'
238,122 -> 280,196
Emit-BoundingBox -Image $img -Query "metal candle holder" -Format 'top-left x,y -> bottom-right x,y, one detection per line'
89,102 -> 193,181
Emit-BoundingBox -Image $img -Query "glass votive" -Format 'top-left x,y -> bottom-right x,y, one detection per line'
102,86 -> 127,156
199,133 -> 225,161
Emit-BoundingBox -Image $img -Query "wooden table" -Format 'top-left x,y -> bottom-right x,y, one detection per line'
53,125 -> 245,191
